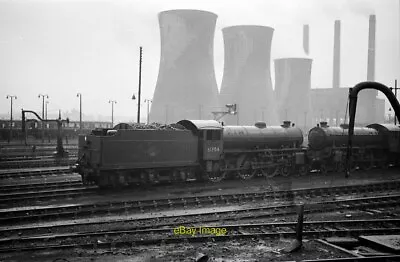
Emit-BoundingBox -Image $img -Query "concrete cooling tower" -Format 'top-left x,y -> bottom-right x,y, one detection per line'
219,25 -> 278,125
274,58 -> 313,129
150,10 -> 219,123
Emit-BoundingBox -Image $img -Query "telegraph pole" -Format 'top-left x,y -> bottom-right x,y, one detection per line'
6,95 -> 17,143
108,100 -> 117,127
137,46 -> 143,124
38,94 -> 49,143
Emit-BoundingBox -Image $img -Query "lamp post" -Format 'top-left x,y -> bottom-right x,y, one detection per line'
38,94 -> 49,143
144,99 -> 152,124
108,100 -> 117,127
137,46 -> 143,124
76,93 -> 82,132
6,95 -> 17,143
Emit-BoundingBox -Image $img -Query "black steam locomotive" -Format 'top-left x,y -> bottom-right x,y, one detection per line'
307,122 -> 400,173
75,119 -> 400,188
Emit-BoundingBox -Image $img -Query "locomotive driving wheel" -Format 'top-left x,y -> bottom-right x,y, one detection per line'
261,151 -> 278,178
280,165 -> 290,177
237,160 -> 256,180
262,165 -> 279,178
205,161 -> 226,183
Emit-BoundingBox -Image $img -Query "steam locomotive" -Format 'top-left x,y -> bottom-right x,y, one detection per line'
307,122 -> 400,173
74,119 -> 400,188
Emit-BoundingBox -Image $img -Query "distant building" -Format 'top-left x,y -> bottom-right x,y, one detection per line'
309,87 -> 385,128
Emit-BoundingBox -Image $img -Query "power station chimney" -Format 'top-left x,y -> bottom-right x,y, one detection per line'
357,14 -> 377,125
219,25 -> 278,125
332,20 -> 341,89
303,24 -> 309,55
367,14 -> 376,81
150,10 -> 220,123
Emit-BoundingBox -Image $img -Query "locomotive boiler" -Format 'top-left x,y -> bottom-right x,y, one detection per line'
222,121 -> 306,179
223,121 -> 304,150
308,122 -> 381,151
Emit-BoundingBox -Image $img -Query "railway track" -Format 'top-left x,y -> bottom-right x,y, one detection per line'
1,180 -> 399,224
1,182 -> 400,234
0,152 -> 78,161
1,219 -> 399,253
0,158 -> 76,169
0,186 -> 96,206
0,180 -> 82,193
0,167 -> 73,179
0,144 -> 78,151
0,177 -> 399,209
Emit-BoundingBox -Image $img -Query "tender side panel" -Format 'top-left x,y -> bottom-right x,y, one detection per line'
100,130 -> 198,169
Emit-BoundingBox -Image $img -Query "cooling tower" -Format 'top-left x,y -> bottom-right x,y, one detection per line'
357,15 -> 377,124
274,58 -> 313,129
332,20 -> 341,89
150,10 -> 219,123
219,25 -> 278,125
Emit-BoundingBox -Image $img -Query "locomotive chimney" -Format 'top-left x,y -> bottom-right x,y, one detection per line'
332,20 -> 341,89
282,121 -> 291,128
303,24 -> 309,55
320,121 -> 328,128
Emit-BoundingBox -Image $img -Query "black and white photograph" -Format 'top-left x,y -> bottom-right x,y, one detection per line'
1,0 -> 400,261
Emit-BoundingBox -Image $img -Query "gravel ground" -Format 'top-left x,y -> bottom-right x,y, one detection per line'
0,239 -> 350,262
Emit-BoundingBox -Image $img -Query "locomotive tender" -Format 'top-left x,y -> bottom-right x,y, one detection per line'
75,119 -> 400,188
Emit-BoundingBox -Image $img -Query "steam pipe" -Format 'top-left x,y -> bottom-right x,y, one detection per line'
345,81 -> 400,177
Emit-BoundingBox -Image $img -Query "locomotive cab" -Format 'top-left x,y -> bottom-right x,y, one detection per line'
177,120 -> 224,173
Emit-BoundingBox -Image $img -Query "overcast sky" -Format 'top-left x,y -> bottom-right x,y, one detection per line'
0,0 -> 398,122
